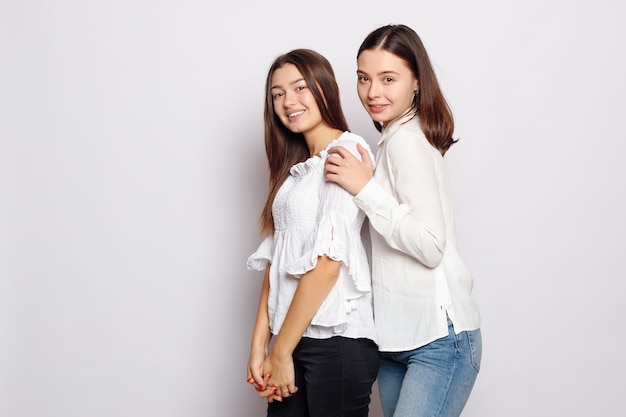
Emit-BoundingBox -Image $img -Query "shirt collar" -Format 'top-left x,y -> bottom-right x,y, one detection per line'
378,110 -> 418,146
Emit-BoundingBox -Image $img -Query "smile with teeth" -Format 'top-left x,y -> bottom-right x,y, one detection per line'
288,110 -> 305,118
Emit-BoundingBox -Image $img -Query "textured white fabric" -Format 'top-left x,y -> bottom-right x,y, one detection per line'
354,114 -> 481,352
247,132 -> 377,342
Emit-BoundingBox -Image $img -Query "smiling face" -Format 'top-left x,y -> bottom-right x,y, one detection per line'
356,49 -> 419,125
270,63 -> 324,135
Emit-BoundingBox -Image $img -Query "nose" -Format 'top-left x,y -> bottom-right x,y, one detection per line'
367,81 -> 381,99
283,90 -> 295,107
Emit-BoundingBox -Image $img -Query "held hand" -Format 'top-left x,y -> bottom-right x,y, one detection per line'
324,143 -> 373,195
263,352 -> 298,400
247,350 -> 282,402
247,349 -> 267,391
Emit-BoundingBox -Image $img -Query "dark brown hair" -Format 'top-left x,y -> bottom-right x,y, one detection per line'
358,24 -> 457,155
259,49 -> 349,236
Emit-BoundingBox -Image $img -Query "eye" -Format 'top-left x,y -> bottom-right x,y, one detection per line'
358,75 -> 369,83
296,85 -> 307,92
272,91 -> 284,100
383,77 -> 394,84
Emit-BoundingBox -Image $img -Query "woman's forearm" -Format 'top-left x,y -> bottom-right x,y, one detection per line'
271,255 -> 340,358
250,267 -> 272,352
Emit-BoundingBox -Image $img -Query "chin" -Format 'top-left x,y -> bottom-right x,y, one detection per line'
368,114 -> 388,124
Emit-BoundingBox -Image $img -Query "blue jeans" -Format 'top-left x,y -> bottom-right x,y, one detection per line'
377,321 -> 482,417
267,336 -> 380,417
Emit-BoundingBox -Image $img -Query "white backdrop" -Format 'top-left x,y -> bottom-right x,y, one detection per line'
2,1 -> 625,416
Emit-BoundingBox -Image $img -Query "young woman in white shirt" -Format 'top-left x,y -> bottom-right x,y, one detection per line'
245,49 -> 379,417
325,25 -> 482,417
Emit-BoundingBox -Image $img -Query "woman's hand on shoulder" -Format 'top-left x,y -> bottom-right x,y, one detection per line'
324,143 -> 373,195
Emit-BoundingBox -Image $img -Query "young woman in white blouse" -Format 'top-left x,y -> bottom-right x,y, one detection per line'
325,25 -> 482,417
246,49 -> 379,417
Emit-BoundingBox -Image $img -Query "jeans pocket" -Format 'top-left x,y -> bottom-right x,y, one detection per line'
467,329 -> 482,373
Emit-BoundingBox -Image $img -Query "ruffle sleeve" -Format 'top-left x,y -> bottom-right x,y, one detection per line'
285,207 -> 370,292
246,235 -> 274,271
284,137 -> 374,329
287,208 -> 372,329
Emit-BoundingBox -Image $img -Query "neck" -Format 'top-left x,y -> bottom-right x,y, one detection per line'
304,125 -> 344,156
381,107 -> 416,129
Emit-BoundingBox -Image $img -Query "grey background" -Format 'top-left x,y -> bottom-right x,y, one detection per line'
1,0 -> 625,416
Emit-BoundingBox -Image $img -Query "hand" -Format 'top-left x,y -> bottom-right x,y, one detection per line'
324,143 -> 373,195
247,349 -> 265,388
263,352 -> 298,400
247,350 -> 282,402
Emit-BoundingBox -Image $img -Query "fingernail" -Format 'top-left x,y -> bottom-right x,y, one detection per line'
246,377 -> 253,383
259,384 -> 263,389
273,387 -> 277,392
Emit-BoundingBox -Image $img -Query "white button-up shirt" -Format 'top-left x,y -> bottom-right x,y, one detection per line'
354,114 -> 480,352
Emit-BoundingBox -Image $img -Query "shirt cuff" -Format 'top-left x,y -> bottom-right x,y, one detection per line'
354,178 -> 388,213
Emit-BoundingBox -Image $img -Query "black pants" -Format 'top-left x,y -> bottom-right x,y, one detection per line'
267,336 -> 380,417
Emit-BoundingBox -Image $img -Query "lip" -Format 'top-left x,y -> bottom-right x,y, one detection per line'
368,104 -> 388,113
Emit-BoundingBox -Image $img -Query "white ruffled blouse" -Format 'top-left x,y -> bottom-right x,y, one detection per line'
247,132 -> 377,342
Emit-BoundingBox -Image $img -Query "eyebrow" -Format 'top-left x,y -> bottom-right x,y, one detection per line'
357,69 -> 399,76
271,77 -> 306,90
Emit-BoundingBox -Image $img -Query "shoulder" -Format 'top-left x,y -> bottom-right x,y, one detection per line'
335,131 -> 370,149
385,121 -> 443,171
388,120 -> 438,158
329,131 -> 374,162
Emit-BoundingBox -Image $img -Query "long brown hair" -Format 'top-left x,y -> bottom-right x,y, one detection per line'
259,49 -> 349,236
358,24 -> 457,155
